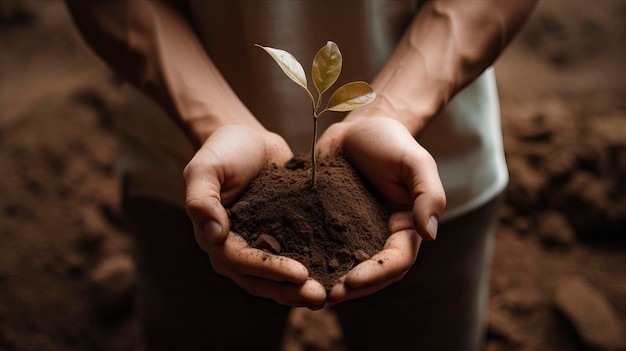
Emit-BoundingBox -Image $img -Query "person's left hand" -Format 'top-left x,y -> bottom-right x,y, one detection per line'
316,117 -> 446,303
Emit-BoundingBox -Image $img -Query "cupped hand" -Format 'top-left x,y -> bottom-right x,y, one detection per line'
183,125 -> 326,309
316,117 -> 446,303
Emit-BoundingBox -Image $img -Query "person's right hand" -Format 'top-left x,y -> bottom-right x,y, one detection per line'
183,125 -> 327,309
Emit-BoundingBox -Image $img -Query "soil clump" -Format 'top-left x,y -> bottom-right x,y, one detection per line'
228,155 -> 390,289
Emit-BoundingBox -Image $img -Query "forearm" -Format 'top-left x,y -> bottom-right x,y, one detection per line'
347,0 -> 537,135
65,0 -> 264,148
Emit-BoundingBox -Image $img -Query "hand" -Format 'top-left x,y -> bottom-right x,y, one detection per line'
316,117 -> 446,303
184,125 -> 326,309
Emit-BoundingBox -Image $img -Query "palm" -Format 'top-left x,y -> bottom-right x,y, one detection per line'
317,117 -> 446,302
184,125 -> 327,309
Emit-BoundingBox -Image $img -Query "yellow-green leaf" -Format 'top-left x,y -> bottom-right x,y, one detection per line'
326,81 -> 376,112
255,44 -> 309,92
312,41 -> 342,99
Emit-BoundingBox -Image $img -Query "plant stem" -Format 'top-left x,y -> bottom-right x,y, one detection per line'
310,116 -> 318,189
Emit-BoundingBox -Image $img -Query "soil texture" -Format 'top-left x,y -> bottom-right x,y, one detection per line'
228,155 -> 389,289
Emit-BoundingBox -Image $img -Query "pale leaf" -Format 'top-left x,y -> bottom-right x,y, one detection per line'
326,81 -> 376,112
312,41 -> 342,98
255,44 -> 309,92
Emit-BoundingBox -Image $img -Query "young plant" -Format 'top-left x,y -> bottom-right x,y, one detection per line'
256,41 -> 375,188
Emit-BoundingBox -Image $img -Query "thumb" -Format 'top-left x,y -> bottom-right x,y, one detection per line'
406,154 -> 446,241
412,195 -> 444,241
315,122 -> 352,159
183,153 -> 231,249
186,196 -> 230,249
183,126 -> 275,249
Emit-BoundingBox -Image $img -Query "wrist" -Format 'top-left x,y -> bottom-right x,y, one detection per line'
344,83 -> 449,137
183,105 -> 266,149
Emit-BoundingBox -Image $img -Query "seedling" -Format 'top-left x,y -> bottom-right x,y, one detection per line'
256,41 -> 375,188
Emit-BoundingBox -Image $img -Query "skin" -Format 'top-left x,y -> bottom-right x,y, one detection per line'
65,0 -> 537,308
317,118 -> 445,303
183,125 -> 327,309
318,0 -> 537,303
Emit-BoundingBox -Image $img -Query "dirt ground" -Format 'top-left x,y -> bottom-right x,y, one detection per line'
0,1 -> 624,350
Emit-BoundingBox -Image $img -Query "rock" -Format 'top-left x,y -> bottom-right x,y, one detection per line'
336,248 -> 353,262
536,210 -> 576,247
253,234 -> 281,254
327,258 -> 340,272
353,249 -> 370,262
88,255 -> 136,321
555,277 -> 626,351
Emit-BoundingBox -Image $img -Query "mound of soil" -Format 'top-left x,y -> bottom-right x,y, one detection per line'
228,155 -> 390,289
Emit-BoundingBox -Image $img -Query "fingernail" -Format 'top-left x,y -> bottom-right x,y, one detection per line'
427,216 -> 438,240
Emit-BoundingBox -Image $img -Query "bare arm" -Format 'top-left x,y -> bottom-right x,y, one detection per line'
347,0 -> 538,133
319,0 -> 537,302
66,0 -> 327,308
65,0 -> 265,148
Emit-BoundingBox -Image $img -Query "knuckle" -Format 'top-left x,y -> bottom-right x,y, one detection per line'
185,197 -> 205,215
432,192 -> 447,208
207,254 -> 230,277
184,150 -> 222,181
242,280 -> 264,297
186,192 -> 221,213
182,160 -> 196,179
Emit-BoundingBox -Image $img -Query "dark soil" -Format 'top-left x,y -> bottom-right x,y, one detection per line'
228,155 -> 389,289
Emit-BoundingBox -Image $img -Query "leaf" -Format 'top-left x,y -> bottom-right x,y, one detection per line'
255,44 -> 309,92
312,41 -> 342,100
326,81 -> 376,112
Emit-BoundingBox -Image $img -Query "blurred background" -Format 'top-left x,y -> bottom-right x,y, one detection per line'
0,0 -> 624,350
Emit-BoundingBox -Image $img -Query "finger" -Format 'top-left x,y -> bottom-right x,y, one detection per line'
342,117 -> 446,240
232,275 -> 327,309
344,228 -> 421,289
261,131 -> 295,165
184,146 -> 231,247
326,216 -> 421,303
184,127 -> 267,246
315,122 -> 352,159
328,240 -> 421,304
216,232 -> 310,284
403,148 -> 446,241
327,273 -> 400,304
188,197 -> 230,248
186,126 -> 267,204
326,275 -> 348,303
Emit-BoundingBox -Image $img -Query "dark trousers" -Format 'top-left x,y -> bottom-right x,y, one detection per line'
124,194 -> 502,351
